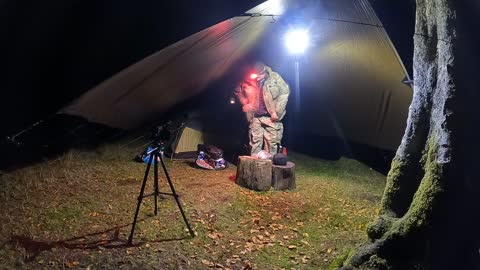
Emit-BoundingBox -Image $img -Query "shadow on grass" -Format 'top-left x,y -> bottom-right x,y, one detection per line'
186,161 -> 198,169
3,219 -> 190,262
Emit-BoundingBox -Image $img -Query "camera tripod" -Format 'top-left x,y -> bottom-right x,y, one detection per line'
128,142 -> 195,245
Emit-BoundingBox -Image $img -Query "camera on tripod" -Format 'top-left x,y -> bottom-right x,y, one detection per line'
151,122 -> 171,144
128,120 -> 194,245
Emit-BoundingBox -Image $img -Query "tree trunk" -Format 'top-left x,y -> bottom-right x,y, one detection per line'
272,161 -> 296,190
236,156 -> 272,191
338,1 -> 480,269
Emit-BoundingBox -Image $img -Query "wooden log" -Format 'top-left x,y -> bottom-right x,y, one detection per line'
236,156 -> 272,191
272,161 -> 296,190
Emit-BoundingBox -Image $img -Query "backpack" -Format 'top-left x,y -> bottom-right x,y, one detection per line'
196,144 -> 226,170
206,145 -> 223,160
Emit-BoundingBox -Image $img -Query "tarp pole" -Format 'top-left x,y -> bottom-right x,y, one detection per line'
294,58 -> 301,113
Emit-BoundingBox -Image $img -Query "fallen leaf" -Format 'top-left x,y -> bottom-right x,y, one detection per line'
288,245 -> 297,250
271,212 -> 282,221
242,261 -> 253,270
201,259 -> 215,267
207,233 -> 218,239
65,261 -> 79,268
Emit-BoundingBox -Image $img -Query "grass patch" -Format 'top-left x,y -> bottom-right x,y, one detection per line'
0,141 -> 385,269
44,206 -> 84,232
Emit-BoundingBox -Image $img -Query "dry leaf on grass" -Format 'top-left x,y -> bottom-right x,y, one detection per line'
207,232 -> 223,239
65,261 -> 80,268
201,259 -> 215,267
271,212 -> 282,221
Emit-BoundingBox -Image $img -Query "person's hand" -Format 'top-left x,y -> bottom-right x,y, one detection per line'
270,112 -> 278,122
243,104 -> 254,112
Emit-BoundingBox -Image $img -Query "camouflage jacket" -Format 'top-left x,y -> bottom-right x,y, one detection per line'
234,66 -> 290,122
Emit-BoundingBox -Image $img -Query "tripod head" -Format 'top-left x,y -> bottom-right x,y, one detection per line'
149,122 -> 172,152
151,125 -> 170,143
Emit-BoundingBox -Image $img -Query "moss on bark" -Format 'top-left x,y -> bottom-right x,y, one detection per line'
337,0 -> 467,269
343,136 -> 444,269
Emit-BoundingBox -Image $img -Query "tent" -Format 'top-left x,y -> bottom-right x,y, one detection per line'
170,113 -> 205,158
172,125 -> 204,157
62,0 -> 412,151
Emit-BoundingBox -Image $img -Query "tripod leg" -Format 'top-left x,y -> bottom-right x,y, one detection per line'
128,153 -> 154,245
159,153 -> 195,238
153,152 -> 159,216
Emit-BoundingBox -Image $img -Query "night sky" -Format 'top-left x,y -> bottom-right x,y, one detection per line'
0,0 -> 415,138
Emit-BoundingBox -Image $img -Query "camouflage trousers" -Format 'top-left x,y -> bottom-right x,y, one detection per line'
249,116 -> 284,155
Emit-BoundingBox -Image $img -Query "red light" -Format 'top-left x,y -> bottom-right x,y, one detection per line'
249,73 -> 259,80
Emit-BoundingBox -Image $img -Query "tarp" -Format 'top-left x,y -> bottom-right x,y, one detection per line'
63,0 -> 412,151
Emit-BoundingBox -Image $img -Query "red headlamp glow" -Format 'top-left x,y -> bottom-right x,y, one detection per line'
249,73 -> 259,80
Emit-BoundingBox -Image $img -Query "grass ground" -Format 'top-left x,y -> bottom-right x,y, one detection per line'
0,142 -> 386,270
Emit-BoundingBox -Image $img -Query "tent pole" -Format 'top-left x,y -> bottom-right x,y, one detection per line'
287,58 -> 301,150
294,58 -> 301,113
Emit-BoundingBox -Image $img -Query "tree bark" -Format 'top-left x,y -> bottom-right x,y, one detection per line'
236,156 -> 272,191
338,1 -> 480,269
272,161 -> 296,190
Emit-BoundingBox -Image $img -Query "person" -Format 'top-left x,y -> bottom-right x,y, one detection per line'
234,62 -> 290,156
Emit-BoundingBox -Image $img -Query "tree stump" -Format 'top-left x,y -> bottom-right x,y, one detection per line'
272,162 -> 296,190
236,156 -> 272,191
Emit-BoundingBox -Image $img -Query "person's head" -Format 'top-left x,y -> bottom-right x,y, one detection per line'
252,61 -> 267,81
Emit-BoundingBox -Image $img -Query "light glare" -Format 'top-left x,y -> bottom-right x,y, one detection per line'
285,29 -> 310,54
268,0 -> 284,15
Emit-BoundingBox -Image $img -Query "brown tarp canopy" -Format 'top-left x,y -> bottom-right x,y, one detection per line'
63,0 -> 412,151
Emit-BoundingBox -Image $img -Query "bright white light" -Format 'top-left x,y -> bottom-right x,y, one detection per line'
268,0 -> 284,15
247,0 -> 284,15
285,29 -> 310,55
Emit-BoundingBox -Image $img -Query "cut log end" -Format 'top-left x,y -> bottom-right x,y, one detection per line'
235,156 -> 296,191
272,161 -> 296,190
236,156 -> 272,191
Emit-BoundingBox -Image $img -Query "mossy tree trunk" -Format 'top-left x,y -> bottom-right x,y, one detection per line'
339,0 -> 480,269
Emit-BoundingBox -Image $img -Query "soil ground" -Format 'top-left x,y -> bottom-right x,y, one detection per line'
0,142 -> 385,269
